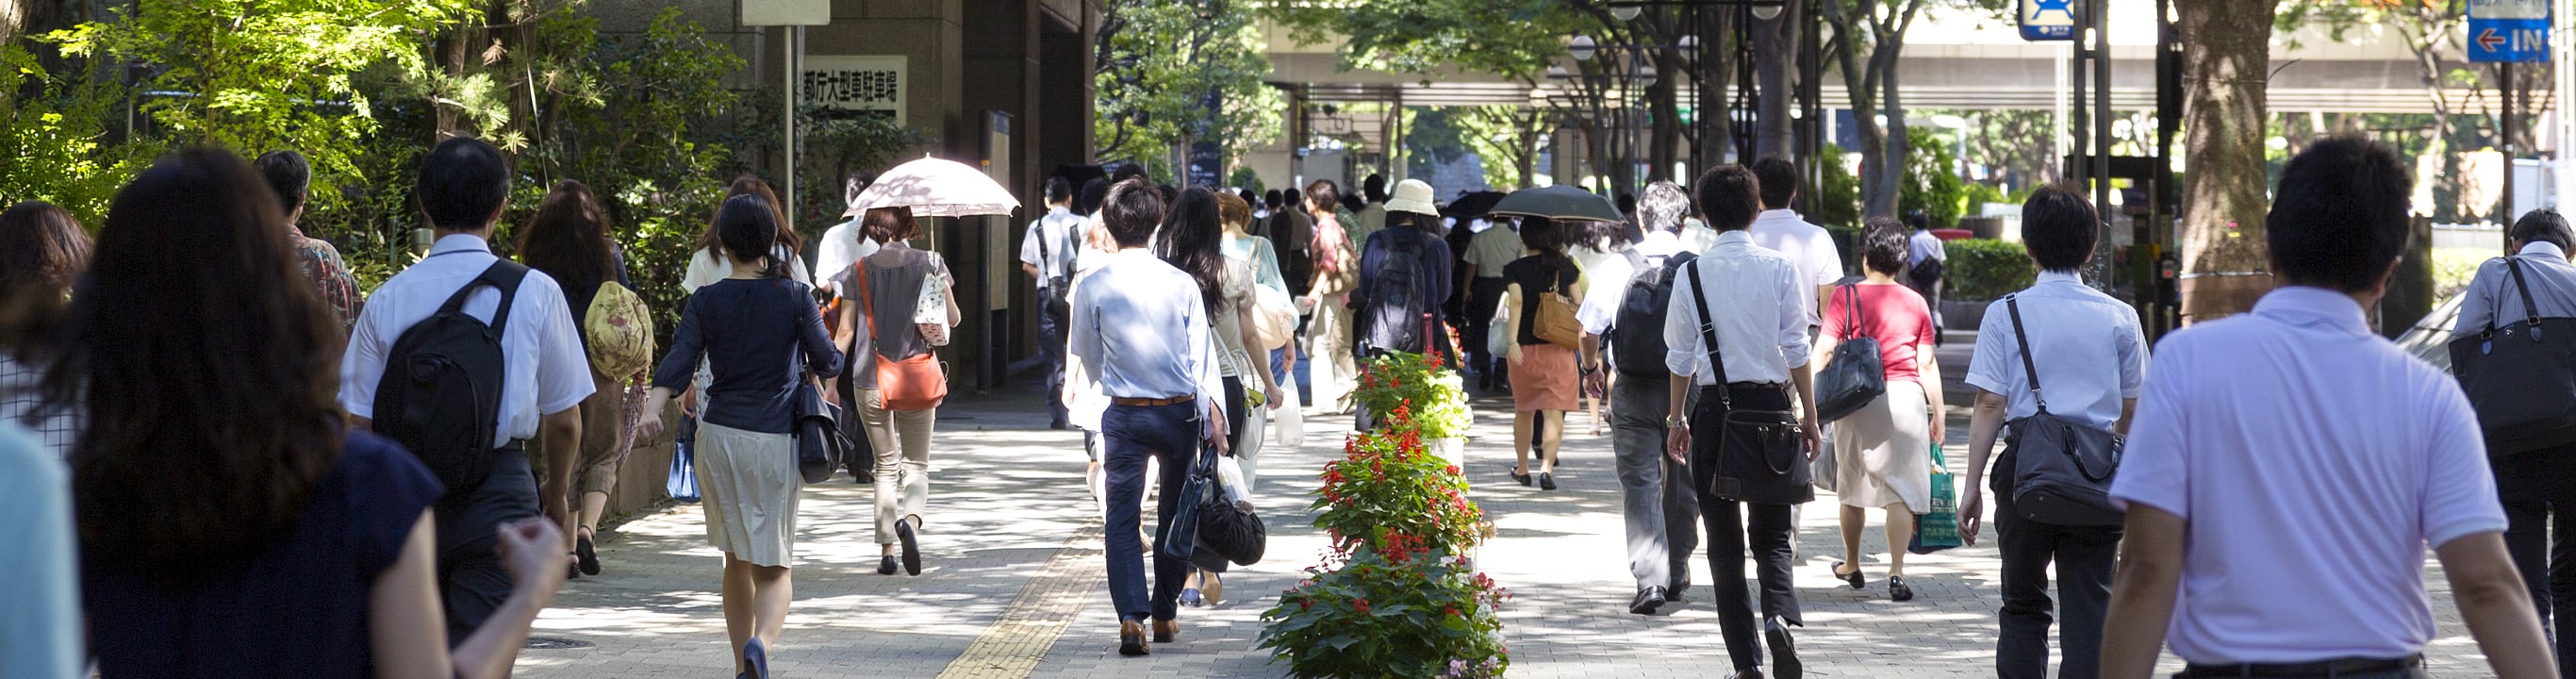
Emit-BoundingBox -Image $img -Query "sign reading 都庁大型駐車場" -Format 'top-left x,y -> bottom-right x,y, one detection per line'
801,56 -> 908,126
2469,0 -> 2551,63
2018,0 -> 2075,41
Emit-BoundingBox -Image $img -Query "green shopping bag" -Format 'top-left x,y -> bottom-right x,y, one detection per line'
1908,442 -> 1963,555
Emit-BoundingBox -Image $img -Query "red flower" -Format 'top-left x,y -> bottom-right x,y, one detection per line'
1354,598 -> 1372,614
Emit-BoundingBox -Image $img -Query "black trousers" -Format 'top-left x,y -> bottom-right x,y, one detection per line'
1992,453 -> 2121,679
1039,302 -> 1070,424
1463,277 -> 1510,376
2496,446 -> 2576,679
1690,384 -> 1802,671
439,446 -> 538,645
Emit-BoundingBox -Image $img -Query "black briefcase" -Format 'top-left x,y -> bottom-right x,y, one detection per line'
2450,257 -> 2576,456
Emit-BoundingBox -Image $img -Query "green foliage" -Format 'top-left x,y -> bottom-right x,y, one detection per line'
1228,166 -> 1263,193
778,101 -> 933,236
1899,127 -> 1965,229
1258,548 -> 1508,679
1960,181 -> 2006,215
1354,351 -> 1471,440
0,42 -> 152,225
1404,107 -> 1472,179
1261,418 -> 1502,678
1263,0 -> 1589,81
1813,143 -> 1862,229
1095,0 -> 1281,165
1945,239 -> 2035,301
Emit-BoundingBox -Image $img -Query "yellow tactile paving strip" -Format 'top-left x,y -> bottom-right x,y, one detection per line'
934,517 -> 1107,678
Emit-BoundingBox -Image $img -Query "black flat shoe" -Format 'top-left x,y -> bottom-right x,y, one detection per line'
897,517 -> 923,575
1665,580 -> 1690,603
1889,575 -> 1914,602
877,555 -> 900,575
1510,469 -> 1532,487
1538,472 -> 1558,490
575,534 -> 601,576
1628,586 -> 1668,615
1765,617 -> 1800,679
1829,560 -> 1864,589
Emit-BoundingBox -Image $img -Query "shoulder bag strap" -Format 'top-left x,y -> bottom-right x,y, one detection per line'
2507,257 -> 2543,334
854,258 -> 879,355
1686,262 -> 1733,408
1841,283 -> 1865,339
2006,294 -> 2048,415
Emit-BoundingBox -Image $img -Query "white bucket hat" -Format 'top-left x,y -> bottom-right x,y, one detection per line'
1384,178 -> 1439,217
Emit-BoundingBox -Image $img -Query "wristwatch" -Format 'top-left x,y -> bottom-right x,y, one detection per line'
1664,416 -> 1689,428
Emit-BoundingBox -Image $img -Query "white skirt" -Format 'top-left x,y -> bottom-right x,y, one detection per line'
696,422 -> 802,567
1830,379 -> 1931,514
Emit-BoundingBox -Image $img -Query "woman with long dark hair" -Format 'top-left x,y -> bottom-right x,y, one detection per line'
1159,187 -> 1264,608
1499,216 -> 1584,490
63,149 -> 564,678
0,200 -> 90,458
637,193 -> 840,677
683,176 -> 812,291
515,179 -> 643,577
833,205 -> 959,577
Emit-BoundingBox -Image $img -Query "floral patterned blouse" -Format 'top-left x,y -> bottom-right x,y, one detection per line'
290,226 -> 363,331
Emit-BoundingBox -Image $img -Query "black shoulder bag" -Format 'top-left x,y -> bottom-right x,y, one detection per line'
2002,295 -> 2126,526
787,280 -> 853,484
2448,257 -> 2576,455
1687,263 -> 1812,505
1812,283 -> 1887,422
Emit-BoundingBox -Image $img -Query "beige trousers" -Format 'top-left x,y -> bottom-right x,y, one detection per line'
857,389 -> 934,545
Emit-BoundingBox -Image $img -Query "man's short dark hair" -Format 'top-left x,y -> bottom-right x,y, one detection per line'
1638,181 -> 1690,235
1044,176 -> 1072,205
1616,192 -> 1637,215
1263,189 -> 1282,208
1076,177 -> 1111,216
254,150 -> 310,215
1752,156 -> 1799,210
1111,164 -> 1148,184
2021,185 -> 2099,273
418,137 -> 511,231
2268,135 -> 2413,293
1906,209 -> 1931,231
1362,174 -> 1387,203
1101,178 -> 1165,247
2512,208 -> 2575,252
1695,165 -> 1762,232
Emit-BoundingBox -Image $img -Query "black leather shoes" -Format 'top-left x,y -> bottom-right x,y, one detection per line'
1628,586 -> 1668,615
1765,617 -> 1801,679
1538,472 -> 1558,490
1665,579 -> 1690,603
897,517 -> 923,575
1889,575 -> 1914,602
1510,469 -> 1532,487
877,555 -> 899,575
1829,560 -> 1864,589
1724,669 -> 1765,679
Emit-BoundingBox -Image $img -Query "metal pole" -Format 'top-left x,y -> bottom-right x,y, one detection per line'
784,26 -> 799,225
2088,0 -> 2115,290
2506,61 -> 2519,221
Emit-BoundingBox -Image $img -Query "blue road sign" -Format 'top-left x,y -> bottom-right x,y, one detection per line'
2019,0 -> 2075,41
2470,0 -> 2551,63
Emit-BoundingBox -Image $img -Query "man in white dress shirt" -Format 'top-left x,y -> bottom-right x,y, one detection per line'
1020,177 -> 1085,429
1662,165 -> 1820,679
1958,186 -> 2145,679
1748,157 -> 1844,329
2100,136 -> 2550,679
341,137 -> 595,641
1067,178 -> 1230,656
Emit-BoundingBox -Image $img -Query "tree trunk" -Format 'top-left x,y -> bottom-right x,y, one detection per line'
2176,0 -> 2277,322
1874,42 -> 1907,219
1702,9 -> 1737,167
1753,0 -> 1800,161
1648,57 -> 1679,182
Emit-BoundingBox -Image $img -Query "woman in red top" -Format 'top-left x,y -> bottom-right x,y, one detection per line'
1812,217 -> 1946,603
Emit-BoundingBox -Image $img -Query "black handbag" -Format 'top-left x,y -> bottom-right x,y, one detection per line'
1190,451 -> 1267,568
2001,295 -> 2126,526
1814,284 -> 1887,423
791,379 -> 850,485
1686,264 -> 1813,505
1161,444 -> 1216,564
2449,257 -> 2576,455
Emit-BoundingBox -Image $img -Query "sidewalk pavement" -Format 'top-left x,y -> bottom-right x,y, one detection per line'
514,335 -> 2499,678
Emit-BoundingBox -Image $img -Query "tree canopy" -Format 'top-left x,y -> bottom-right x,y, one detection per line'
1095,0 -> 1282,168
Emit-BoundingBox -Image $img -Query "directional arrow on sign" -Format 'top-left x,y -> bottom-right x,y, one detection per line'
2480,27 -> 2509,53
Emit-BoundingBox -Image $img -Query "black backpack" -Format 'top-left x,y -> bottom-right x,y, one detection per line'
373,260 -> 528,500
1362,230 -> 1435,354
1608,250 -> 1695,377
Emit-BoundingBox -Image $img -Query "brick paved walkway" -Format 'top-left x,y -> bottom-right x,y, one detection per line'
515,336 -> 2500,678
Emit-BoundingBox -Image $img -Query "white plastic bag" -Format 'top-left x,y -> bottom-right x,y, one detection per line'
1215,455 -> 1250,505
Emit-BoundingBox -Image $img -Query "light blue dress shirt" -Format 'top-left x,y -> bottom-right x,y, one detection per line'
1964,270 -> 2147,429
0,423 -> 78,678
2112,286 -> 2505,665
1068,249 -> 1227,412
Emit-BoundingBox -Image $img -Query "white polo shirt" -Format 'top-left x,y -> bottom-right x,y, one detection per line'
2111,286 -> 2505,664
341,234 -> 596,447
1748,208 -> 1843,327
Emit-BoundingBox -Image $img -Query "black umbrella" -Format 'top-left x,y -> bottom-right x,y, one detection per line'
1441,190 -> 1509,220
1487,185 -> 1625,224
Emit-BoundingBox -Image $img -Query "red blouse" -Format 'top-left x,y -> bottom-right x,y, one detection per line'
1820,283 -> 1935,383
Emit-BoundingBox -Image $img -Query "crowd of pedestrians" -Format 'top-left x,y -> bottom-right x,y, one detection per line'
3,126 -> 2574,679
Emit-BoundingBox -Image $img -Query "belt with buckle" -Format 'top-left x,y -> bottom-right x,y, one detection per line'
1111,394 -> 1196,407
2179,654 -> 2422,678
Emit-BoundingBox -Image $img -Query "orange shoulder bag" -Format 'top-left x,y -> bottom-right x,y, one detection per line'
856,258 -> 949,411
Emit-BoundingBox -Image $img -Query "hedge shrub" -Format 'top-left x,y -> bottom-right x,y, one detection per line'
1946,239 -> 2035,301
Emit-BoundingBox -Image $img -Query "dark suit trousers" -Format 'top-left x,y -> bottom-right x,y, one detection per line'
1992,452 -> 2121,679
1689,384 -> 1802,671
2496,446 -> 2576,679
